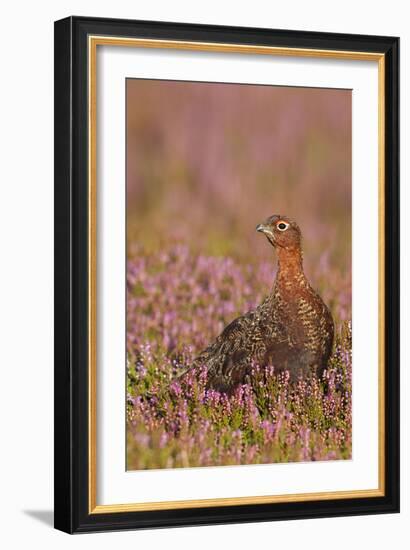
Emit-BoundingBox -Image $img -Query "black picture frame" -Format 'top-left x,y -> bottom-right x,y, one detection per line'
54,15 -> 400,534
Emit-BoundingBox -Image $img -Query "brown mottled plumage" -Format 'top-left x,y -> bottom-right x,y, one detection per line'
181,215 -> 334,393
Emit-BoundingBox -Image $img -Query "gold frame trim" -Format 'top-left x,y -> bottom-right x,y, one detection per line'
88,35 -> 386,514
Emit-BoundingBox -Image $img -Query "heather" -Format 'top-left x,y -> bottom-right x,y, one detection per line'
126,246 -> 352,469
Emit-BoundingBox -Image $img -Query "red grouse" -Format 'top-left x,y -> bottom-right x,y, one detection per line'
181,215 -> 334,393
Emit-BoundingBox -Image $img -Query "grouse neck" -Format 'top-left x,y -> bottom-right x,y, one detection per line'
276,246 -> 305,284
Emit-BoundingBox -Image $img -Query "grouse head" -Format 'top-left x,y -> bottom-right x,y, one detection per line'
256,215 -> 302,251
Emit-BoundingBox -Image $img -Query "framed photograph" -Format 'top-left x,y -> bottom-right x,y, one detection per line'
54,16 -> 399,533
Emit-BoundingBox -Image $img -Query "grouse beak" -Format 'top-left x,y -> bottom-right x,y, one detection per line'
256,223 -> 276,246
256,223 -> 271,236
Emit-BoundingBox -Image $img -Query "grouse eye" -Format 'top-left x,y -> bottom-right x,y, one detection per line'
277,221 -> 289,231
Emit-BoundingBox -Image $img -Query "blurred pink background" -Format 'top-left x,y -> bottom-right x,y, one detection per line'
127,79 -> 351,286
